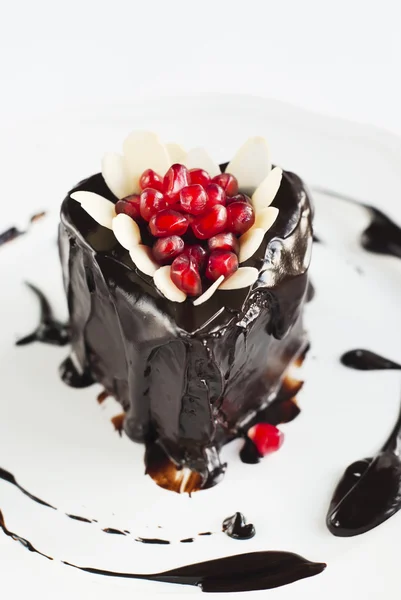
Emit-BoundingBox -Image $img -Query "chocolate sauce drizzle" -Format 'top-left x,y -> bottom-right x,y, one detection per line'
222,512 -> 256,540
0,212 -> 47,248
341,349 -> 401,371
0,510 -> 52,560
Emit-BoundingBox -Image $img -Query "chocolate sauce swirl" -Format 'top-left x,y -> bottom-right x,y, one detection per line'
341,349 -> 401,371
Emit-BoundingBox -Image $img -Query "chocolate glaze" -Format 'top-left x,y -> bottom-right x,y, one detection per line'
16,283 -> 70,347
341,349 -> 401,371
222,512 -> 256,540
59,167 -> 312,488
59,355 -> 95,388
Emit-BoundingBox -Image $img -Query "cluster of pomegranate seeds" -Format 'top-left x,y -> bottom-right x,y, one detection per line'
119,163 -> 256,297
247,423 -> 284,457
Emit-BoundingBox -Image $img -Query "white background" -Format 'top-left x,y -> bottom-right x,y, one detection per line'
1,0 -> 401,133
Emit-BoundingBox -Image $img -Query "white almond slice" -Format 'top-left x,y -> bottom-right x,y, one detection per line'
70,191 -> 116,229
253,207 -> 279,232
239,228 -> 265,263
219,267 -> 259,290
122,131 -> 171,193
226,137 -> 271,194
154,265 -> 187,303
252,167 -> 283,213
101,152 -> 133,199
129,245 -> 159,277
193,275 -> 224,307
166,143 -> 187,165
184,147 -> 221,177
112,213 -> 141,250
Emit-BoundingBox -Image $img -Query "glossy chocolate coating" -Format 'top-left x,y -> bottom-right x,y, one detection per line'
58,167 -> 312,486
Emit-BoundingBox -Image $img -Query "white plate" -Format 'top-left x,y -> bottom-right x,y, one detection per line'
1,95 -> 401,599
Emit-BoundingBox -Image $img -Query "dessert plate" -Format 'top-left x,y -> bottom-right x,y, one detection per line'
1,94 -> 401,599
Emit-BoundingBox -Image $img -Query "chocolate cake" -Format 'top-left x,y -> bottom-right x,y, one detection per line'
59,132 -> 313,491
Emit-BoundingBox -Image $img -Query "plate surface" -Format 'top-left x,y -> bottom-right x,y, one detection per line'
1,95 -> 401,599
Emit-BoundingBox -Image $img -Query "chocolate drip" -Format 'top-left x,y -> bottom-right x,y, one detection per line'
15,283 -> 70,346
103,528 -> 126,535
222,512 -> 256,540
0,466 -> 55,509
59,355 -> 95,388
135,537 -> 170,545
180,538 -> 194,543
341,349 -> 401,371
66,514 -> 92,523
0,510 -> 52,560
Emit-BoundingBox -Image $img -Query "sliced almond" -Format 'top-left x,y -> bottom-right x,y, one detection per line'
253,207 -> 279,232
154,265 -> 187,303
122,131 -> 170,193
166,142 -> 187,165
70,191 -> 116,229
129,245 -> 159,277
252,167 -> 282,213
112,213 -> 141,250
226,137 -> 271,194
184,147 -> 221,177
219,267 -> 259,290
101,152 -> 133,199
193,275 -> 224,306
239,228 -> 265,263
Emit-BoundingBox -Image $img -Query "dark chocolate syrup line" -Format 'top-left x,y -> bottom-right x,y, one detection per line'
0,212 -> 47,248
135,537 -> 170,545
312,186 -> 401,260
222,512 -> 256,540
16,283 -> 70,347
341,349 -> 401,371
103,528 -> 126,535
66,514 -> 92,523
0,510 -> 52,560
327,391 -> 401,537
0,466 -> 56,509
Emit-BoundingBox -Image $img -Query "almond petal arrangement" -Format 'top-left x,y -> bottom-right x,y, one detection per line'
71,132 -> 282,305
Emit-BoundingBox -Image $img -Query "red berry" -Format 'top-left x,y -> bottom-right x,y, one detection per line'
139,169 -> 163,192
152,235 -> 184,265
171,254 -> 202,296
180,184 -> 208,215
189,168 -> 211,188
181,244 -> 208,272
205,183 -> 226,208
208,232 -> 239,254
163,164 -> 190,203
139,188 -> 168,221
212,173 -> 238,197
226,193 -> 251,206
247,423 -> 284,457
115,194 -> 141,221
205,250 -> 238,281
149,209 -> 189,237
191,204 -> 228,240
226,201 -> 255,235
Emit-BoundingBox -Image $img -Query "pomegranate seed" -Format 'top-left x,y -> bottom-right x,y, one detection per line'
171,254 -> 202,296
226,193 -> 251,206
226,201 -> 255,235
189,168 -> 211,188
140,188 -> 168,221
208,232 -> 239,254
212,173 -> 238,196
115,194 -> 141,221
205,250 -> 238,281
139,169 -> 163,192
152,235 -> 184,265
149,209 -> 189,238
163,164 -> 190,203
247,423 -> 284,457
205,183 -> 226,208
181,244 -> 208,272
191,204 -> 228,240
180,184 -> 208,215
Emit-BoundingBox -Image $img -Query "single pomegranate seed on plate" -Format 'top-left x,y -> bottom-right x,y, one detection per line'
208,232 -> 239,254
139,188 -> 168,221
191,204 -> 228,240
115,194 -> 141,221
247,423 -> 284,457
163,164 -> 190,202
149,209 -> 189,237
226,193 -> 251,206
205,183 -> 226,208
171,254 -> 202,296
205,250 -> 238,281
180,184 -> 208,215
139,169 -> 163,192
189,168 -> 211,188
226,201 -> 255,235
152,235 -> 184,264
212,172 -> 238,196
181,244 -> 208,272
